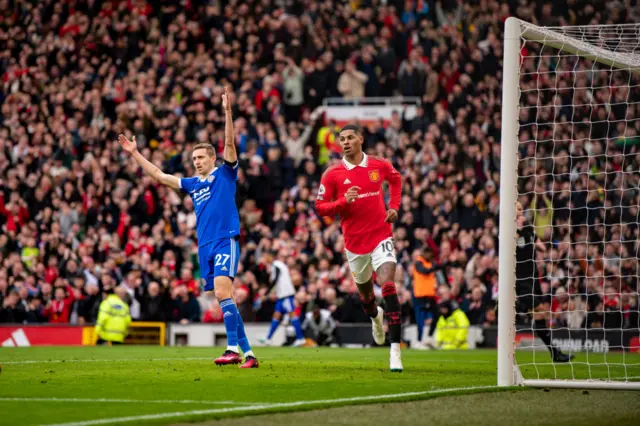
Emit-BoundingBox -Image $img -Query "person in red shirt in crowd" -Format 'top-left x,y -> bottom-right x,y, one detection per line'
172,267 -> 199,297
44,282 -> 76,323
315,124 -> 403,372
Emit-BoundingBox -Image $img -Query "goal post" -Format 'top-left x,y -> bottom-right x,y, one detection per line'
498,17 -> 640,389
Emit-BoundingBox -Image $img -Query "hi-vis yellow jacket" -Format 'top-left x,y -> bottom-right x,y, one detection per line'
435,308 -> 470,350
94,294 -> 131,343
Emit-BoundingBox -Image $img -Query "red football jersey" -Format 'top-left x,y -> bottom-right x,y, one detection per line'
315,154 -> 402,254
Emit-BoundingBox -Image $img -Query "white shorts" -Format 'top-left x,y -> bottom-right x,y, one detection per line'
345,237 -> 397,284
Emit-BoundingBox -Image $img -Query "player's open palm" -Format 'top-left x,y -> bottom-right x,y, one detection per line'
118,134 -> 137,154
222,86 -> 232,112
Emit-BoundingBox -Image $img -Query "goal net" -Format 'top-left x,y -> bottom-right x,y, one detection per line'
498,18 -> 640,389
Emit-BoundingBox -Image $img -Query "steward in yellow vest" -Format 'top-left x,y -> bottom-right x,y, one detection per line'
94,286 -> 131,345
435,299 -> 470,350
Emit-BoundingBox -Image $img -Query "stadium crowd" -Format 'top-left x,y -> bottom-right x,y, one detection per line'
0,0 -> 638,342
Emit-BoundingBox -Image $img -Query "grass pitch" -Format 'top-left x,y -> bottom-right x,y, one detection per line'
0,347 -> 638,426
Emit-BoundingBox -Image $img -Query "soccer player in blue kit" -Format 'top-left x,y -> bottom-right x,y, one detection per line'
118,87 -> 258,368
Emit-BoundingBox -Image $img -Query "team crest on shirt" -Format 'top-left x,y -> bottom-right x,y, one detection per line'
368,170 -> 380,182
207,175 -> 215,183
352,271 -> 357,278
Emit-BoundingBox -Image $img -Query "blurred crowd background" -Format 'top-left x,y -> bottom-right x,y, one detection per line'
0,0 -> 638,338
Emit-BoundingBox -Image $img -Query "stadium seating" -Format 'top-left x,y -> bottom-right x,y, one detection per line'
0,0 -> 637,337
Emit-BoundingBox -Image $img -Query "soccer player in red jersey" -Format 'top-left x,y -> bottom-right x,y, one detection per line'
315,124 -> 403,372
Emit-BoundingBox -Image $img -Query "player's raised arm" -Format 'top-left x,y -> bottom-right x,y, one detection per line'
222,86 -> 237,165
315,169 -> 355,217
383,160 -> 402,223
118,134 -> 180,190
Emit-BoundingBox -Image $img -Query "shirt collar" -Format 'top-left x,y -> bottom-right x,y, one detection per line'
198,167 -> 218,181
342,153 -> 368,170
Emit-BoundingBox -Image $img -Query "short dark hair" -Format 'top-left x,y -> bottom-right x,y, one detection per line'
192,143 -> 216,157
339,124 -> 362,136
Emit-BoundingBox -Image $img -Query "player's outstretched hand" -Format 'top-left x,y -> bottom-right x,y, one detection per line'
118,134 -> 137,154
222,86 -> 232,112
345,186 -> 361,204
385,208 -> 399,223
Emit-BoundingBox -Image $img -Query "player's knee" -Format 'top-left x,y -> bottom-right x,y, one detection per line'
376,262 -> 396,283
213,277 -> 233,300
354,270 -> 372,285
273,311 -> 283,321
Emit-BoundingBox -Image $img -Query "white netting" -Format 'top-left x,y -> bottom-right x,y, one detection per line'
513,21 -> 640,384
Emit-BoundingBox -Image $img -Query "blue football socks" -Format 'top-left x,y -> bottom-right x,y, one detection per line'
266,318 -> 281,340
220,298 -> 238,351
291,317 -> 304,340
237,310 -> 253,357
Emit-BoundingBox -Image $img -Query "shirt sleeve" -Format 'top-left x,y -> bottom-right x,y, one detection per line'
383,159 -> 402,211
221,160 -> 239,181
179,176 -> 198,193
315,168 -> 347,217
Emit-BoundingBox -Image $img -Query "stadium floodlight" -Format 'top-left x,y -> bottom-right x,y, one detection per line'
498,17 -> 640,390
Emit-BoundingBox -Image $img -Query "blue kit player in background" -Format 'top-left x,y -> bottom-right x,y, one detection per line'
259,251 -> 306,347
117,86 -> 258,368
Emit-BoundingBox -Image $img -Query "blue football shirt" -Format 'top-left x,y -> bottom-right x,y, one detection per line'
179,161 -> 240,246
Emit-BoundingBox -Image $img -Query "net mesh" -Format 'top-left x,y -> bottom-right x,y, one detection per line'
513,22 -> 640,383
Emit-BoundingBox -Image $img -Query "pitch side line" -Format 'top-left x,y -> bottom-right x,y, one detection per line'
0,357 -> 214,365
0,397 -> 256,406
43,385 -> 500,426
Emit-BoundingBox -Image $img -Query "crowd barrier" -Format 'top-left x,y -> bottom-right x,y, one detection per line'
2,323 -> 637,353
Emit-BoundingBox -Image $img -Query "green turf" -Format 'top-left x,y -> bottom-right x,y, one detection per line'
0,347 -> 638,426
176,390 -> 640,426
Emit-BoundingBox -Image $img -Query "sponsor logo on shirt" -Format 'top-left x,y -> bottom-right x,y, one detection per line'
357,191 -> 380,198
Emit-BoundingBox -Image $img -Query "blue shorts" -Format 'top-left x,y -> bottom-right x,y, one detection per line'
274,296 -> 296,315
199,237 -> 241,292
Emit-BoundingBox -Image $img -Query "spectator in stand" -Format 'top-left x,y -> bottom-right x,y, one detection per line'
0,1 -> 634,346
44,282 -> 76,323
0,289 -> 25,323
139,281 -> 170,322
302,299 -> 337,346
171,284 -> 200,324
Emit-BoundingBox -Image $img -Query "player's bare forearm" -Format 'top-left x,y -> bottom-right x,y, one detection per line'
132,150 -> 179,190
222,86 -> 237,164
118,134 -> 179,190
223,108 -> 237,164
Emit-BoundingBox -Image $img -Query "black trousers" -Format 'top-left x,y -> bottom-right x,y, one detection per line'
96,338 -> 123,346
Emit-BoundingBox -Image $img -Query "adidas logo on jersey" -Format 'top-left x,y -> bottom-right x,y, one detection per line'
221,266 -> 228,271
343,178 -> 351,184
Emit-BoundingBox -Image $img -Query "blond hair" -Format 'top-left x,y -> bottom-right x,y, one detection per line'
192,143 -> 216,157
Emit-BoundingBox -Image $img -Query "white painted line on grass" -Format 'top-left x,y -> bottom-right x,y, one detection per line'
43,385 -> 500,426
1,357 -> 213,365
0,397 -> 254,406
